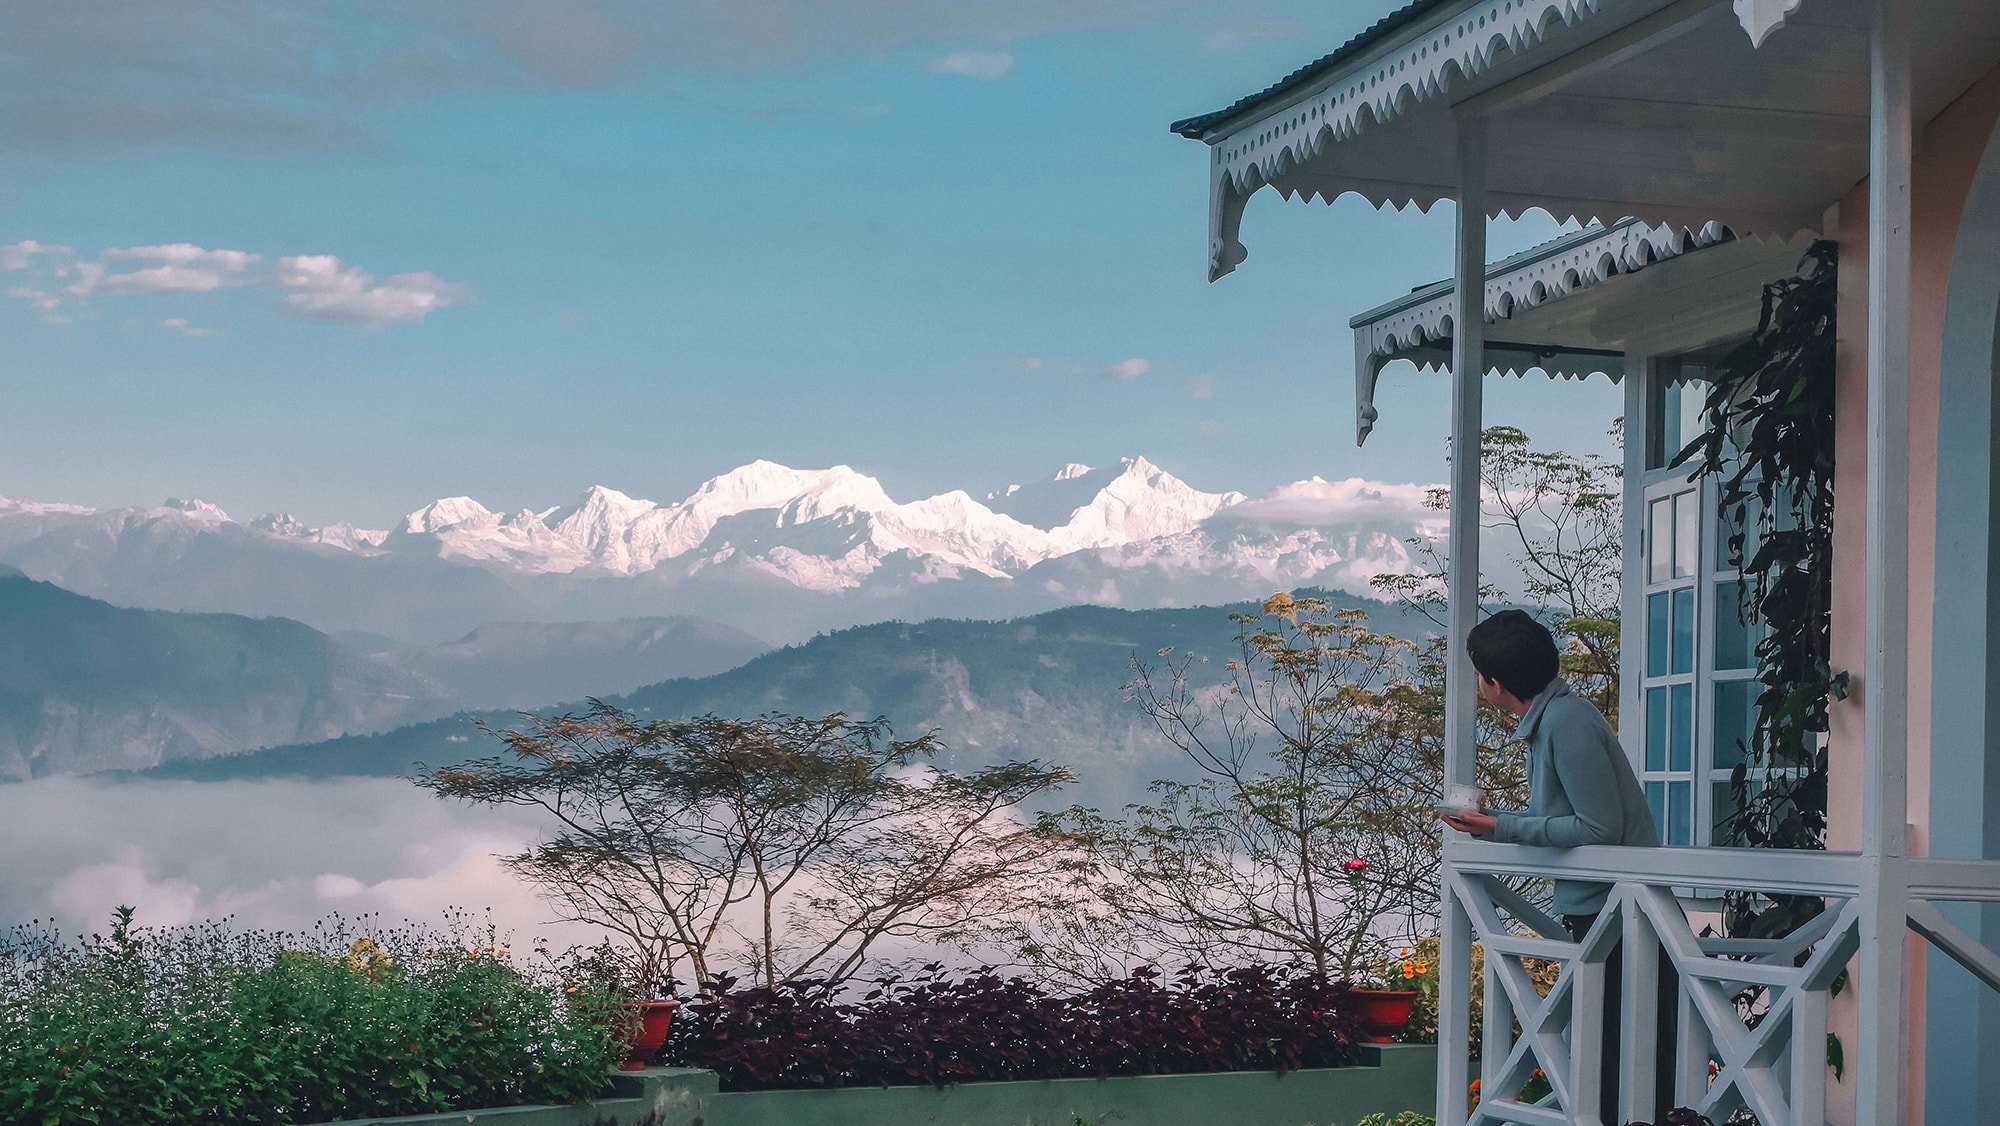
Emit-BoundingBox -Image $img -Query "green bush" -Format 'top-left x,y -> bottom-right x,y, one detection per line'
0,908 -> 625,1126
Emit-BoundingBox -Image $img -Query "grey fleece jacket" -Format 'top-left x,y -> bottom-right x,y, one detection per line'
1490,679 -> 1659,916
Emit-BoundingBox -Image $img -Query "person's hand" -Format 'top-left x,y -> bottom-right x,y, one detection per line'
1440,810 -> 1498,837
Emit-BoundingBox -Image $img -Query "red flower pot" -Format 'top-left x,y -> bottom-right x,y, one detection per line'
618,999 -> 680,1071
1348,988 -> 1419,1044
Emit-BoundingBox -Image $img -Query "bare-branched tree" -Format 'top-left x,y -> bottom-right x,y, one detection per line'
1373,423 -> 1623,720
1009,595 -> 1523,985
418,705 -> 1074,992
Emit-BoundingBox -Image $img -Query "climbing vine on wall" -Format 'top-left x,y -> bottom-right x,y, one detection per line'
1671,239 -> 1844,938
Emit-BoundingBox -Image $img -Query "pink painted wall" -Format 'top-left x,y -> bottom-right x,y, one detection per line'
1824,60 -> 2000,1126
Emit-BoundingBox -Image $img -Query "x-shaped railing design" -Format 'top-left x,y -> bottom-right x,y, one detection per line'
1449,871 -> 1859,1126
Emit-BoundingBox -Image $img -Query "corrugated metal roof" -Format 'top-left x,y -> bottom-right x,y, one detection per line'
1168,0 -> 1456,139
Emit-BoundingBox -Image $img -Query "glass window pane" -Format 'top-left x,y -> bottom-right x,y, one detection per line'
1679,376 -> 1711,456
1712,780 -> 1739,844
1646,688 -> 1669,772
1650,498 -> 1674,583
1646,781 -> 1667,835
1714,579 -> 1757,670
1713,680 -> 1757,770
1674,490 -> 1699,579
1648,593 -> 1670,677
1671,588 -> 1695,675
1669,781 -> 1693,846
1716,494 -> 1763,572
1670,684 -> 1693,772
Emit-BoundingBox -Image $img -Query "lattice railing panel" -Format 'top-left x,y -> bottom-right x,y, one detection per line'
1446,868 -> 1859,1126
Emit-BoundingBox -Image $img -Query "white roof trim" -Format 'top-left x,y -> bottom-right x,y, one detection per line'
1200,0 -> 1622,281
1193,0 -> 1811,281
1734,0 -> 1806,47
1348,217 -> 1730,443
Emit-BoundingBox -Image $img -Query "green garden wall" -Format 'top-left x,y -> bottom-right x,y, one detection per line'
318,1046 -> 1437,1126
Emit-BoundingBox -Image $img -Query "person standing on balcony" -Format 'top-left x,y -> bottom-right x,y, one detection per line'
1439,607 -> 1659,908
1439,608 -> 1668,1123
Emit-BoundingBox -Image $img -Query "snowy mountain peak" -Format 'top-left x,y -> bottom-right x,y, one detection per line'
0,458 -> 1445,607
160,498 -> 230,524
688,461 -> 894,518
402,496 -> 495,534
250,513 -> 309,537
252,513 -> 390,552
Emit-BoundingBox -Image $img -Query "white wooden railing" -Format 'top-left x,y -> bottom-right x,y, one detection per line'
1439,841 -> 1866,1126
1439,843 -> 2000,1125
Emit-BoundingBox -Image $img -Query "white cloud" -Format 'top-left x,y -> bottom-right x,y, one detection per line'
104,243 -> 258,272
1101,357 -> 1150,382
0,775 -> 579,943
1185,373 -> 1215,399
1,241 -> 467,330
275,254 -> 470,328
927,49 -> 1014,79
5,286 -> 59,312
0,239 -> 68,270
1215,476 -> 1442,528
96,264 -> 231,294
48,242 -> 259,298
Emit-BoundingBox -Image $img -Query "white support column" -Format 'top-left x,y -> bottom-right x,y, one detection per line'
1437,114 -> 1487,1126
1858,2 -> 1912,1124
1617,353 -> 1650,772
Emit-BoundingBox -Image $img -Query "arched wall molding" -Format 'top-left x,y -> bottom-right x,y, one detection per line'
1925,95 -> 2000,1126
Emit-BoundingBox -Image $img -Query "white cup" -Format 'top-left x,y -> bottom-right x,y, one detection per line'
1441,783 -> 1484,817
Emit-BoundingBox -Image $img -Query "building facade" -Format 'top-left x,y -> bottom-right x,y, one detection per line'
1173,2 -> 2000,1123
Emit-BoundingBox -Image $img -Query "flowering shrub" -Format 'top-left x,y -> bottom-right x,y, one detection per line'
0,908 -> 624,1126
1396,935 -> 1561,1045
665,963 -> 1363,1091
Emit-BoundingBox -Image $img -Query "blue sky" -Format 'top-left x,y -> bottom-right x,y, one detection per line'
0,0 -> 1620,527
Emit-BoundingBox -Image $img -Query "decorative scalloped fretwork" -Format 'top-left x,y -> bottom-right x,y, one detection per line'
1359,219 -> 1726,361
1205,0 -> 1613,279
1734,0 -> 1806,47
1349,218 -> 1729,444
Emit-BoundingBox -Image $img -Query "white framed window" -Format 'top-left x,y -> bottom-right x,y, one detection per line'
1635,357 -> 1766,847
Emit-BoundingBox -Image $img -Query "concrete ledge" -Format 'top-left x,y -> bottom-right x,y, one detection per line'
311,1069 -> 718,1126
313,1046 -> 1437,1126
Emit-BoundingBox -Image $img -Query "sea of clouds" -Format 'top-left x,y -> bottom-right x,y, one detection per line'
0,776 -> 592,946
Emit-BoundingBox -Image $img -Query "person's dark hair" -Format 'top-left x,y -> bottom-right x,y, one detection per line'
1465,609 -> 1560,701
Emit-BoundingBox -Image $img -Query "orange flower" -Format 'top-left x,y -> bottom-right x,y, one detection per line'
1532,1067 -> 1545,1079
1400,960 -> 1416,978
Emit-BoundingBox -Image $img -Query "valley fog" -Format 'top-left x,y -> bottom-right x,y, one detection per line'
0,775 -> 580,945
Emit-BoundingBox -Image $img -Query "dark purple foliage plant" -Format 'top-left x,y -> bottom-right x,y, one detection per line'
663,963 -> 1362,1092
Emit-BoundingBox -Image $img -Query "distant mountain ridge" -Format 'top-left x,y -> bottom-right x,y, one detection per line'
0,569 -> 769,779
0,459 -> 1441,644
147,593 -> 1429,810
386,617 -> 768,711
0,569 -> 453,779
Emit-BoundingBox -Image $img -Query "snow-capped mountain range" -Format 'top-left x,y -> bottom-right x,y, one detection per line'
0,459 -> 1444,643
368,458 -> 1253,586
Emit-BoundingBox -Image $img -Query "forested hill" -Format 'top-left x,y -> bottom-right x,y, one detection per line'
149,593 -> 1429,810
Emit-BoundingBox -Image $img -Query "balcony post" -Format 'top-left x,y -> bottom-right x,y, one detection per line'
1437,112 -> 1486,1126
1858,1 -> 1913,1124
